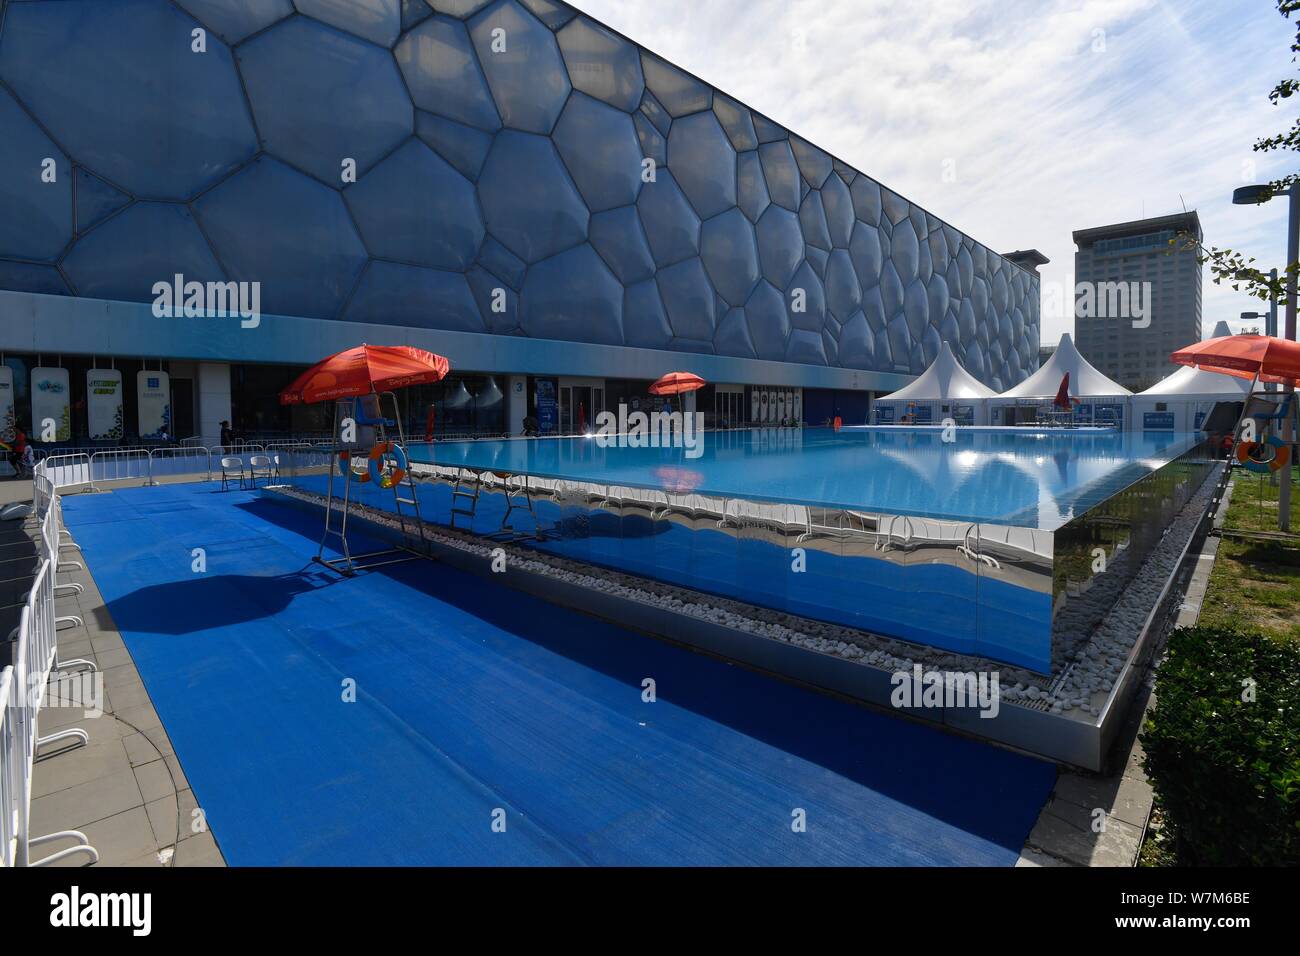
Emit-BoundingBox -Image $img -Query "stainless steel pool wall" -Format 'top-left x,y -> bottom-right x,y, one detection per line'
1047,438 -> 1216,669
276,438 -> 1214,675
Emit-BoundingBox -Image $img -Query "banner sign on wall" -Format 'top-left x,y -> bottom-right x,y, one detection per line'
535,379 -> 557,434
87,369 -> 124,440
137,370 -> 171,440
1094,403 -> 1125,426
0,365 -> 14,440
1143,412 -> 1175,431
31,367 -> 71,442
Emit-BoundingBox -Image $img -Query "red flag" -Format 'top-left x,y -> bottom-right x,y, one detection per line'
1053,373 -> 1077,411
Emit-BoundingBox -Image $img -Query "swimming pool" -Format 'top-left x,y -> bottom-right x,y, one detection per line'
407,428 -> 1203,531
281,427 -> 1215,674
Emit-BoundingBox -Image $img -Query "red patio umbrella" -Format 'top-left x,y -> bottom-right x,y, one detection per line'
649,371 -> 706,396
1171,334 -> 1300,387
279,344 -> 451,404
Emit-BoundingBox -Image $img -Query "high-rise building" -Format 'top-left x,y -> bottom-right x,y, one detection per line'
1072,212 -> 1202,391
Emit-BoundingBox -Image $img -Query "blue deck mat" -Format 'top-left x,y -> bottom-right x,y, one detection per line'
62,483 -> 1056,866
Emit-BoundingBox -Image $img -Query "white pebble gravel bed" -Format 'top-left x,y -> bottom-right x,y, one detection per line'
275,463 -> 1219,720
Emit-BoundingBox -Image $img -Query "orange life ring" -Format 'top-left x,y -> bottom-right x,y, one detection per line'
1236,436 -> 1290,474
367,441 -> 407,489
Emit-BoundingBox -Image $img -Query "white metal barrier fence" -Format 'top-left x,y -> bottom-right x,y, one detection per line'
87,449 -> 152,489
0,460 -> 100,866
148,445 -> 214,481
41,453 -> 91,489
1,666 -> 15,868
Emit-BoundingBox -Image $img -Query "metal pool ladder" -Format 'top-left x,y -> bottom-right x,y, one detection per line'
449,468 -> 481,531
449,468 -> 549,542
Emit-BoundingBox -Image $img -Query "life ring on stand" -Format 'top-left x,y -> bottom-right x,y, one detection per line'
367,441 -> 408,489
1236,436 -> 1290,474
338,449 -> 370,483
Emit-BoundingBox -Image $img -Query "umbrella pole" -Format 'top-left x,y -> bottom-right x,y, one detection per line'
1231,370 -> 1262,448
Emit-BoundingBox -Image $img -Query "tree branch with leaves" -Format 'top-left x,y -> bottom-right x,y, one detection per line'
1170,0 -> 1299,308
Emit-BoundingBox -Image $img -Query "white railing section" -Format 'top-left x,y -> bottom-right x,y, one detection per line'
41,453 -> 91,489
148,445 -> 214,481
6,570 -> 99,866
1,666 -> 16,868
88,449 -> 152,489
0,459 -> 100,866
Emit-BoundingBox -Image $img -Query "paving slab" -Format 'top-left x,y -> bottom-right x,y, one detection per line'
20,493 -> 227,867
43,807 -> 159,868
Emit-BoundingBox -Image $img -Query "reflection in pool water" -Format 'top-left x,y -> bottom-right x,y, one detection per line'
410,427 -> 1203,531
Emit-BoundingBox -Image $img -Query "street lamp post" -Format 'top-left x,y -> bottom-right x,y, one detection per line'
1239,268 -> 1279,337
1242,272 -> 1280,393
1233,184 -> 1298,531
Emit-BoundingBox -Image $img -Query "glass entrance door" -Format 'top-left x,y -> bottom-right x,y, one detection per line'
559,381 -> 605,433
714,389 -> 743,428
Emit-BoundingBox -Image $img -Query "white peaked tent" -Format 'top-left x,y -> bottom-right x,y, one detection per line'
874,341 -> 998,425
1132,321 -> 1250,431
990,333 -> 1132,426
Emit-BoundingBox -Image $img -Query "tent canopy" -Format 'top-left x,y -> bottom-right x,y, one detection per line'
1137,364 -> 1251,398
879,342 -> 998,402
1138,321 -> 1249,400
998,333 -> 1131,399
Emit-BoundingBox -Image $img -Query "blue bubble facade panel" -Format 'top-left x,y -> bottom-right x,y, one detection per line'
0,0 -> 1038,385
63,202 -> 226,303
0,0 -> 258,200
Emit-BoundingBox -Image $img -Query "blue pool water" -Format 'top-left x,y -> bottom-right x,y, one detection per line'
410,427 -> 1203,530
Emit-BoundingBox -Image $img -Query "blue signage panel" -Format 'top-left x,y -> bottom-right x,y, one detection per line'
535,380 -> 557,434
1143,412 -> 1175,431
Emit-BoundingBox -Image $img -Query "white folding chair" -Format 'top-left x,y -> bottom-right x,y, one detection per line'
219,456 -> 246,491
248,455 -> 274,488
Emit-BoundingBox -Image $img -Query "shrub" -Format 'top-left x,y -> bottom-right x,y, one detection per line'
1141,625 -> 1300,865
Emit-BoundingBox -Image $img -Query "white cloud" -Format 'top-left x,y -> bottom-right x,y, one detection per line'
572,0 -> 1297,344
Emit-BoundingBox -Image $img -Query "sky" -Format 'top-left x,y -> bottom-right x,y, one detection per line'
571,0 -> 1298,345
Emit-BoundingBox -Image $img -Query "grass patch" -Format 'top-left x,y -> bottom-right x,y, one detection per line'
1198,537 -> 1300,640
1222,470 -> 1300,533
1197,471 -> 1300,641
